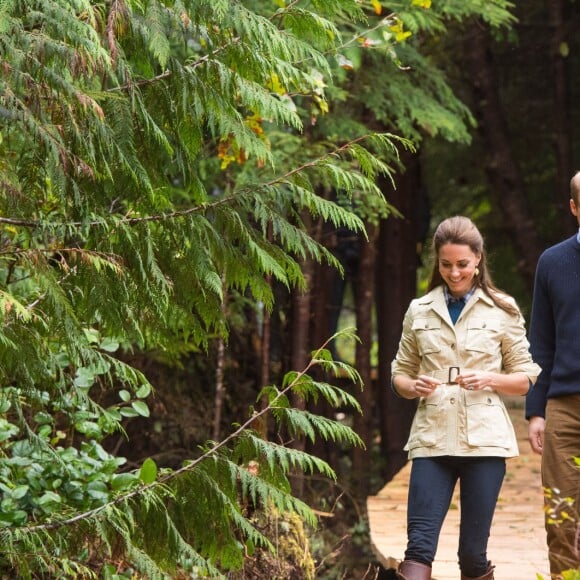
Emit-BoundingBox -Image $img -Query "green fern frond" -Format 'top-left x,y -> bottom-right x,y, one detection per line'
234,459 -> 319,527
309,380 -> 363,414
234,431 -> 336,483
142,3 -> 172,70
280,408 -> 364,448
126,545 -> 166,580
0,290 -> 33,322
280,7 -> 343,52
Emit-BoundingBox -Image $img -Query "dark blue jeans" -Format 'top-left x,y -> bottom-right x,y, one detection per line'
404,455 -> 506,577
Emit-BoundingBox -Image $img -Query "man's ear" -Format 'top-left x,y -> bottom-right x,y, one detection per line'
570,198 -> 578,217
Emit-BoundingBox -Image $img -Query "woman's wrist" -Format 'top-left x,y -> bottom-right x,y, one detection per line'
393,376 -> 419,399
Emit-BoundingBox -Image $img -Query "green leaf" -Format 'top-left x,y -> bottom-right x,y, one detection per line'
83,329 -> 101,344
135,383 -> 152,399
36,491 -> 62,506
99,337 -> 120,352
138,458 -> 158,484
74,368 -> 95,388
74,421 -> 103,439
111,473 -> 140,491
11,485 -> 29,500
131,401 -> 150,417
0,419 -> 19,441
119,390 -> 131,402
34,412 -> 53,425
0,510 -> 28,526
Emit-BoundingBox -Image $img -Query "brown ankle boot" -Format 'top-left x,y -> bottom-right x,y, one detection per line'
396,559 -> 432,579
460,562 -> 495,580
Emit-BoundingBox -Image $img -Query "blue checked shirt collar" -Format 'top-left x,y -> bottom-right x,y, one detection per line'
444,284 -> 476,305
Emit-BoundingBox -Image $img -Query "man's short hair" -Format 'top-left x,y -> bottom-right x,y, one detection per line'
571,171 -> 580,206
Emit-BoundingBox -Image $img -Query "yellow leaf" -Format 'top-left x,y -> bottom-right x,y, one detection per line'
268,73 -> 286,96
371,0 -> 382,15
396,30 -> 412,42
388,20 -> 412,43
412,0 -> 432,7
314,94 -> 329,115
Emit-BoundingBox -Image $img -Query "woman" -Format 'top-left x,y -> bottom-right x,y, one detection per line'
391,216 -> 540,580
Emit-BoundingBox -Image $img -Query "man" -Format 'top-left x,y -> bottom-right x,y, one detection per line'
527,170 -> 580,576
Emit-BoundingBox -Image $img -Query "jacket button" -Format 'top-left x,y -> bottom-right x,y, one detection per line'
451,343 -> 456,350
487,398 -> 492,404
450,398 -> 455,404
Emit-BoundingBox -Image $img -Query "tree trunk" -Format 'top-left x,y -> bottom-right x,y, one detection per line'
306,209 -> 348,468
465,23 -> 544,286
376,158 -> 423,484
212,285 -> 228,440
289,255 -> 313,497
547,0 -> 576,236
352,223 -> 377,495
257,275 -> 273,439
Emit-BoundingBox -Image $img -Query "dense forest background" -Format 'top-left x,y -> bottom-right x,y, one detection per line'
1,0 -> 579,578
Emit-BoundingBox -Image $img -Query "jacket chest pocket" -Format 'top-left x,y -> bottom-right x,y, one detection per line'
412,317 -> 442,355
465,318 -> 501,353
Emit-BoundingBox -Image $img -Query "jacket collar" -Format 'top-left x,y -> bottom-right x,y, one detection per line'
416,285 -> 493,325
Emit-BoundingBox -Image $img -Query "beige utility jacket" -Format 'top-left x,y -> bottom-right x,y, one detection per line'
391,285 -> 541,459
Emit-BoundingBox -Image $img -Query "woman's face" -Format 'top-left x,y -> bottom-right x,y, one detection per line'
438,243 -> 480,298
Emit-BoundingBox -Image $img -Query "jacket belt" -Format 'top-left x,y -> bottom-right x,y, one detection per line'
429,367 -> 477,384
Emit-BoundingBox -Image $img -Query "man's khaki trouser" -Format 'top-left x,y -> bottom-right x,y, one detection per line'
543,394 -> 580,576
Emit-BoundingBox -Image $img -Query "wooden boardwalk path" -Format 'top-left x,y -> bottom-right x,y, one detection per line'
367,397 -> 550,579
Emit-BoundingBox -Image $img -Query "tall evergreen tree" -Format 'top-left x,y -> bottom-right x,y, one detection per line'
0,0 -> 533,575
0,0 -> 407,576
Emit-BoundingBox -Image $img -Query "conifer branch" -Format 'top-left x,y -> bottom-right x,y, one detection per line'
109,38 -> 242,92
0,133 -> 402,230
14,331 -> 359,533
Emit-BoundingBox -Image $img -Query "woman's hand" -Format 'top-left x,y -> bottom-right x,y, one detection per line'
393,374 -> 441,399
414,375 -> 441,397
457,371 -> 530,395
457,371 -> 493,391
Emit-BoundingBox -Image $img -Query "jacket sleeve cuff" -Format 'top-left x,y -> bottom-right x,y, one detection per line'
391,376 -> 403,398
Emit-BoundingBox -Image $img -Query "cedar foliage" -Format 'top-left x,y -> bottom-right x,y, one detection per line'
0,0 -> 406,576
0,0 -> 521,575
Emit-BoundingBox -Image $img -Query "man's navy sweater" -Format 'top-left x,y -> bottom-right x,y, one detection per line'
526,235 -> 580,418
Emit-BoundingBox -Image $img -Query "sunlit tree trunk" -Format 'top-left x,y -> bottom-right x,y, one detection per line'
212,284 -> 228,440
257,274 -> 273,440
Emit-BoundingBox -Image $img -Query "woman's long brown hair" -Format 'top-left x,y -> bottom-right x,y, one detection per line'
426,216 -> 518,316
